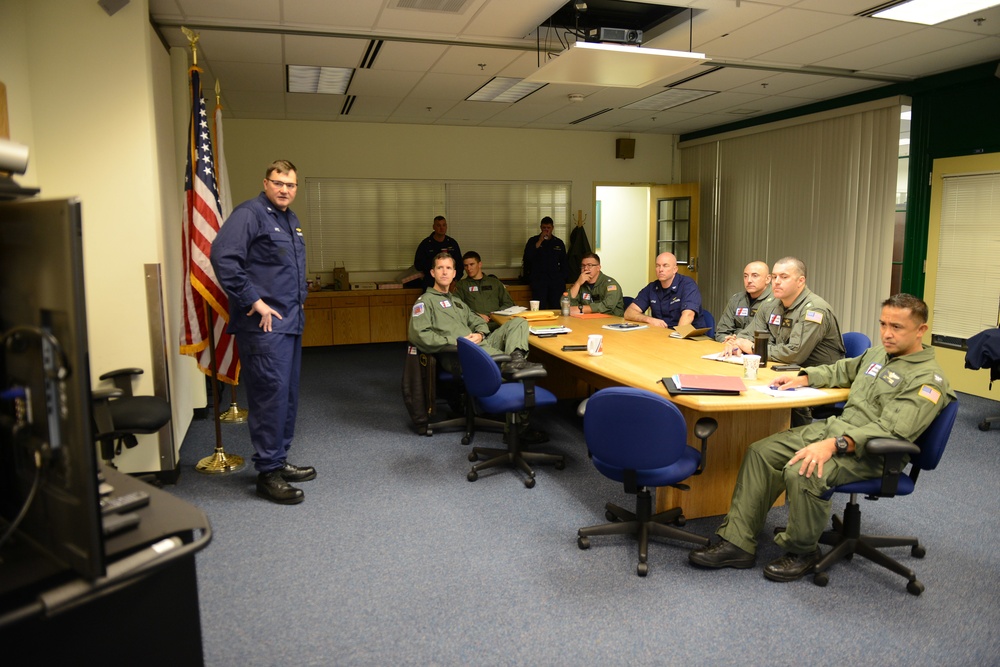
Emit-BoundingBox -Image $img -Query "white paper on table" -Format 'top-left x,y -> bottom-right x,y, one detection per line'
701,352 -> 745,365
750,385 -> 827,399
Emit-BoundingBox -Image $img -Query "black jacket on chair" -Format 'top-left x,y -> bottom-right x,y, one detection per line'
965,327 -> 1000,386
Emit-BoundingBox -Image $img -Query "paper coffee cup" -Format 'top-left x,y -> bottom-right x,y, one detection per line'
529,300 -> 540,311
587,334 -> 604,356
743,354 -> 761,380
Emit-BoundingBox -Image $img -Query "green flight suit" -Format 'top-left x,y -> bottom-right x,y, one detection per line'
717,344 -> 954,555
714,287 -> 773,342
735,287 -> 845,367
453,274 -> 515,331
407,288 -> 529,372
569,272 -> 624,316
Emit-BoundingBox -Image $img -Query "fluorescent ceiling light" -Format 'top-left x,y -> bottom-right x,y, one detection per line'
872,0 -> 1000,25
523,42 -> 707,88
467,77 -> 546,103
623,88 -> 716,111
287,65 -> 354,94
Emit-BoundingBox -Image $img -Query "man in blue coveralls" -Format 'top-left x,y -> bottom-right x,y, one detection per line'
624,252 -> 706,329
211,160 -> 316,505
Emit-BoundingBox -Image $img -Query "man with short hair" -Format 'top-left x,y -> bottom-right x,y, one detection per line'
624,252 -> 705,329
211,159 -> 315,505
454,251 -> 515,331
724,256 -> 845,368
408,253 -> 534,375
714,261 -> 774,341
690,294 -> 954,583
413,216 -> 462,288
522,216 -> 569,310
568,253 -> 624,316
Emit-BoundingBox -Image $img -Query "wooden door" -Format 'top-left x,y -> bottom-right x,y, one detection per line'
648,183 -> 700,283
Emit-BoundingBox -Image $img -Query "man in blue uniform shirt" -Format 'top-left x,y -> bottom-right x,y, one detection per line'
625,252 -> 706,329
210,160 -> 316,505
414,216 -> 462,289
522,216 -> 568,310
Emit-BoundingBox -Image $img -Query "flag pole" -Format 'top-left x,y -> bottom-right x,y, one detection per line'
195,292 -> 244,474
212,78 -> 248,425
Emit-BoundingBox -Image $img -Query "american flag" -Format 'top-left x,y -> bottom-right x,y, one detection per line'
180,66 -> 240,384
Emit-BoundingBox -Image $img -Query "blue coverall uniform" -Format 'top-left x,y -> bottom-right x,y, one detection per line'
632,274 -> 706,328
211,192 -> 307,473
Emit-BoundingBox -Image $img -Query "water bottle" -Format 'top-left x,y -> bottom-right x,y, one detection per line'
560,292 -> 571,317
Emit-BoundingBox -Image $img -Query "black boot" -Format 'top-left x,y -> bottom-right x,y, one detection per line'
502,349 -> 542,374
256,471 -> 305,505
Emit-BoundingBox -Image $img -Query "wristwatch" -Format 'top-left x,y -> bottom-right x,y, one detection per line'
834,436 -> 849,457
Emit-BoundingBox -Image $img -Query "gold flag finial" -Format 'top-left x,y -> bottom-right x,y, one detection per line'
215,79 -> 221,106
181,26 -> 200,66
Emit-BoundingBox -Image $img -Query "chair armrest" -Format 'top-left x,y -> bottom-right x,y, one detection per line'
576,398 -> 589,418
92,387 -> 123,437
509,366 -> 547,382
691,417 -> 718,476
865,437 -> 921,498
98,368 -> 143,397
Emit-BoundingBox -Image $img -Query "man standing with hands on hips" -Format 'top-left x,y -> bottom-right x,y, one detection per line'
211,159 -> 316,505
522,216 -> 568,310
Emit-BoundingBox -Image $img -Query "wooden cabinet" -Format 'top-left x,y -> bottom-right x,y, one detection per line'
303,296 -> 333,346
506,284 -> 532,307
332,295 -> 370,345
370,293 -> 412,343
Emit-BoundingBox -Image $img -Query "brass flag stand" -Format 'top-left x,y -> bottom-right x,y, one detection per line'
219,384 -> 248,424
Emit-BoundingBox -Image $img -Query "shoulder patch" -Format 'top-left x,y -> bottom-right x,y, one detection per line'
919,384 -> 941,404
608,284 -> 618,291
412,302 -> 425,317
804,310 -> 824,324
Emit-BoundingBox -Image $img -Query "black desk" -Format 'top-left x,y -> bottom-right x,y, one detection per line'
0,467 -> 212,665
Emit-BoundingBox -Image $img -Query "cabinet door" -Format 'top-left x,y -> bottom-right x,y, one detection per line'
333,307 -> 371,345
370,294 -> 409,343
302,307 -> 333,347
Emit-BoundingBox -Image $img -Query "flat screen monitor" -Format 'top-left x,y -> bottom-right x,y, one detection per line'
0,197 -> 105,581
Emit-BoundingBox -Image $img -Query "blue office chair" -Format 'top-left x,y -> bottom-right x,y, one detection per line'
843,331 -> 872,358
577,387 -> 718,576
456,338 -> 563,487
805,400 -> 959,595
700,308 -> 715,338
622,296 -> 634,310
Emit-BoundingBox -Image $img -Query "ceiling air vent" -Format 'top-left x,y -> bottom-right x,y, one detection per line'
389,0 -> 474,13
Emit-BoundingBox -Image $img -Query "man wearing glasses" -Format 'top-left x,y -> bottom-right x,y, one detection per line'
568,253 -> 624,316
212,160 -> 316,505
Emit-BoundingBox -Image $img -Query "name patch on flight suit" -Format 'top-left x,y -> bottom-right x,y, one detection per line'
878,369 -> 902,387
866,363 -> 883,377
440,300 -> 452,308
670,297 -> 681,304
412,302 -> 425,317
919,385 -> 942,404
736,307 -> 749,317
481,285 -> 493,291
804,310 -> 825,324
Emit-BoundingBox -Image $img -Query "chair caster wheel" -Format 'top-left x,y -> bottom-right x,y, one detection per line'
468,452 -> 478,462
637,562 -> 648,577
524,476 -> 536,489
467,470 -> 478,482
605,510 -> 617,522
461,436 -> 471,445
979,421 -> 991,432
675,515 -> 686,527
417,425 -> 428,436
813,571 -> 829,587
907,579 -> 924,596
578,535 -> 590,550
555,460 -> 565,470
911,544 -> 926,558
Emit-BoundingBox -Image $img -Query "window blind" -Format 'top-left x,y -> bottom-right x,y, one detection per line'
304,178 -> 571,273
932,172 -> 1000,339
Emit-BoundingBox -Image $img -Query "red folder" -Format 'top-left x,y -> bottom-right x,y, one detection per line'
673,374 -> 746,392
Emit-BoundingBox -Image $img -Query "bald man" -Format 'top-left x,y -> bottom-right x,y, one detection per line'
624,252 -> 706,329
714,261 -> 774,342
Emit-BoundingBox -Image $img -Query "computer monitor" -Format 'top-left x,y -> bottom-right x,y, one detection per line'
0,197 -> 105,581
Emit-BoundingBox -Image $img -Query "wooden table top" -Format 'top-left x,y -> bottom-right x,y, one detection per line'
517,312 -> 849,413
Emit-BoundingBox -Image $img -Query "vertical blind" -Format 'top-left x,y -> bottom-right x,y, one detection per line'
933,172 -> 1000,338
304,178 -> 571,273
680,100 -> 901,342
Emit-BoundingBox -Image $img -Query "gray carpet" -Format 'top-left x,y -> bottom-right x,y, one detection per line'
169,343 -> 1000,666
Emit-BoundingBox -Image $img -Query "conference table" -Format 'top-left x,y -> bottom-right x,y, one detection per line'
515,313 -> 849,519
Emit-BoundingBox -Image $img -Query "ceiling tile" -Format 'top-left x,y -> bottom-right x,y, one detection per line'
284,36 -> 369,68
197,31 -> 283,65
208,61 -> 285,93
430,45 -> 520,76
347,69 -> 422,97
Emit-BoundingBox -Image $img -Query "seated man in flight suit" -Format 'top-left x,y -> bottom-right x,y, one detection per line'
454,251 -> 515,332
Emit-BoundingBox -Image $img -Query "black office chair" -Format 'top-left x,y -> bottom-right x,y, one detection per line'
576,387 -> 718,576
457,337 -> 563,487
92,368 -> 171,468
780,400 -> 959,595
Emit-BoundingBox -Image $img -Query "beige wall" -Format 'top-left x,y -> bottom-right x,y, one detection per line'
1,0 -> 200,471
924,152 -> 1000,400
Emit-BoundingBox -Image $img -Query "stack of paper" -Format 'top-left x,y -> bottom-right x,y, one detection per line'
702,352 -> 746,365
493,305 -> 528,315
529,325 -> 572,335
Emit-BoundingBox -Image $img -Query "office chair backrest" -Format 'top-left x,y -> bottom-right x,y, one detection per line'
584,387 -> 687,470
910,399 -> 959,474
700,308 -> 715,338
622,296 -> 634,310
456,338 -> 502,398
842,332 -> 872,358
